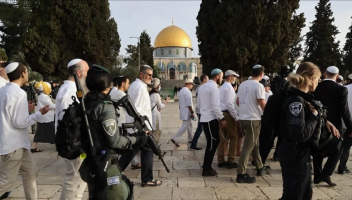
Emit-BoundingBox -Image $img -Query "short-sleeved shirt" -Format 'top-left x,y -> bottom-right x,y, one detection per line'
237,80 -> 265,120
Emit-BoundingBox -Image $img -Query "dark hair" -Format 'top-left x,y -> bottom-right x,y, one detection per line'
67,63 -> 82,76
86,68 -> 112,92
251,66 -> 265,77
0,62 -> 9,68
325,71 -> 337,77
200,74 -> 208,82
7,63 -> 27,82
113,76 -> 128,87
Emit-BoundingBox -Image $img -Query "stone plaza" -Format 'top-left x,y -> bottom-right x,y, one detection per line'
7,97 -> 352,200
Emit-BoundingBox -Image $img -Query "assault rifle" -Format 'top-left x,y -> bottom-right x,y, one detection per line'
113,95 -> 170,173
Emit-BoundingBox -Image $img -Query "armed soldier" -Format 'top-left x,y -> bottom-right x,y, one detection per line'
22,80 -> 38,134
80,65 -> 146,199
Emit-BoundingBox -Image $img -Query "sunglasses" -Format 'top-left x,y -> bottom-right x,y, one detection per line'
144,72 -> 153,77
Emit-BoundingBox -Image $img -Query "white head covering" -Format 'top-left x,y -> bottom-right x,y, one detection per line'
67,59 -> 82,68
326,66 -> 339,74
263,75 -> 270,81
184,79 -> 194,85
225,70 -> 240,77
6,62 -> 19,74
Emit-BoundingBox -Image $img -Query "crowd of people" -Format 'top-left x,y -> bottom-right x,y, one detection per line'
0,59 -> 351,200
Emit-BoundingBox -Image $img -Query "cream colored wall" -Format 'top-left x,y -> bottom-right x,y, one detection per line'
154,57 -> 202,80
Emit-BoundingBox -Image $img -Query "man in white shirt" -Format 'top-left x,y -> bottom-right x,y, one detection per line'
110,76 -> 130,129
119,65 -> 162,186
110,77 -> 119,94
55,58 -> 89,200
217,70 -> 240,169
170,79 -> 195,147
190,74 -> 209,150
198,68 -> 227,176
0,61 -> 9,88
0,62 -> 49,199
236,64 -> 270,184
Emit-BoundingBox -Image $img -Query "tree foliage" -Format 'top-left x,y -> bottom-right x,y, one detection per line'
23,0 -> 121,79
197,0 -> 305,76
287,36 -> 304,66
0,0 -> 33,60
139,30 -> 154,67
304,0 -> 341,72
0,48 -> 8,61
343,17 -> 352,73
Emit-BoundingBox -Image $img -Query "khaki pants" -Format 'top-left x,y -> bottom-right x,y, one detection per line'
217,112 -> 238,163
0,148 -> 38,200
59,157 -> 85,200
237,120 -> 263,174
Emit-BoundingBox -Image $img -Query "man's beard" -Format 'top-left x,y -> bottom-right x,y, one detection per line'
79,77 -> 89,95
217,79 -> 221,85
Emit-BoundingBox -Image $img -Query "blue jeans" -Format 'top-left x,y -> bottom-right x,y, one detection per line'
191,114 -> 202,148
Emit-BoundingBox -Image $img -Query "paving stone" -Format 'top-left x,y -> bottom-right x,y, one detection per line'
172,187 -> 217,200
162,144 -> 189,151
172,150 -> 195,156
123,170 -> 139,178
262,175 -> 283,186
189,169 -> 203,177
156,155 -> 183,162
312,186 -> 333,200
36,175 -> 63,185
259,186 -> 282,199
173,161 -> 201,170
178,177 -> 205,187
214,186 -> 266,200
159,169 -> 190,178
183,155 -> 204,161
153,160 -> 172,170
133,187 -> 172,200
204,176 -> 235,187
234,177 -> 270,187
315,185 -> 352,199
137,170 -> 159,178
10,185 -> 61,199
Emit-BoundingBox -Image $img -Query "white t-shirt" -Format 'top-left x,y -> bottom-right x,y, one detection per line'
265,90 -> 273,102
0,76 -> 9,88
237,80 -> 265,120
178,87 -> 193,120
36,93 -> 56,123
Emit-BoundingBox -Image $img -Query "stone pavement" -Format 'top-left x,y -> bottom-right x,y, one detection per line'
8,99 -> 352,199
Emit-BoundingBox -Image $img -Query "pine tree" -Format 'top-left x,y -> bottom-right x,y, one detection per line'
197,0 -> 305,76
304,0 -> 341,72
0,0 -> 32,60
288,36 -> 304,66
23,0 -> 121,79
139,30 -> 154,67
343,17 -> 352,73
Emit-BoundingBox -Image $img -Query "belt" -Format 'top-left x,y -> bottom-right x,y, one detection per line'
222,110 -> 229,113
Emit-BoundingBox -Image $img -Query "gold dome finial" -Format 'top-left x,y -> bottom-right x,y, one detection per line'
172,17 -> 174,25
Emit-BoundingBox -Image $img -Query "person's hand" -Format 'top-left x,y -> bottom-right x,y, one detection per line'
166,96 -> 170,103
28,101 -> 35,112
39,105 -> 50,115
221,120 -> 227,127
326,121 -> 340,138
307,102 -> 318,115
190,113 -> 194,119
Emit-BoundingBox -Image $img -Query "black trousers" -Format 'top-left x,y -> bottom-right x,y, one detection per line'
338,133 -> 352,171
201,119 -> 220,171
191,114 -> 202,148
280,161 -> 312,200
118,146 -> 154,183
313,147 -> 342,180
259,125 -> 274,164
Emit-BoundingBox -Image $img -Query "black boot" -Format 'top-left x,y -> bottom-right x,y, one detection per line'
236,173 -> 256,183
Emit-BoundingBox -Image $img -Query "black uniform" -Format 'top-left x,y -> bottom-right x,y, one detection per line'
313,80 -> 352,182
259,77 -> 290,164
80,92 -> 143,200
278,88 -> 319,200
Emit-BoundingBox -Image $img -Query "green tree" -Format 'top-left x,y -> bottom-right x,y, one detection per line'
197,0 -> 305,76
304,0 -> 342,72
139,30 -> 154,67
0,48 -> 8,61
23,0 -> 121,79
287,36 -> 304,67
0,0 -> 33,60
343,17 -> 352,73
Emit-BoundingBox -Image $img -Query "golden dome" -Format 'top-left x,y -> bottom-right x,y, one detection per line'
154,25 -> 192,49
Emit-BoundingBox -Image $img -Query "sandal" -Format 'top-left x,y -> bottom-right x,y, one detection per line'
171,139 -> 180,147
31,148 -> 43,153
131,163 -> 141,170
141,178 -> 162,187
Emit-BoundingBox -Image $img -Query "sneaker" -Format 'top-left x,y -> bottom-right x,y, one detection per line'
338,168 -> 350,174
190,146 -> 202,151
236,173 -> 256,183
227,162 -> 238,169
257,166 -> 271,176
217,162 -> 228,168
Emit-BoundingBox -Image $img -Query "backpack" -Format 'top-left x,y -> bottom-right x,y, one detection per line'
55,96 -> 86,159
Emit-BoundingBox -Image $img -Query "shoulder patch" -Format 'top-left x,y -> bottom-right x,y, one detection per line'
289,102 -> 302,116
102,119 -> 116,136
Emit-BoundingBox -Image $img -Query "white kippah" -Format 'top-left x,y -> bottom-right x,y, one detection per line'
338,75 -> 343,81
6,62 -> 19,74
67,59 -> 82,68
253,64 -> 261,69
263,75 -> 270,80
326,66 -> 339,74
